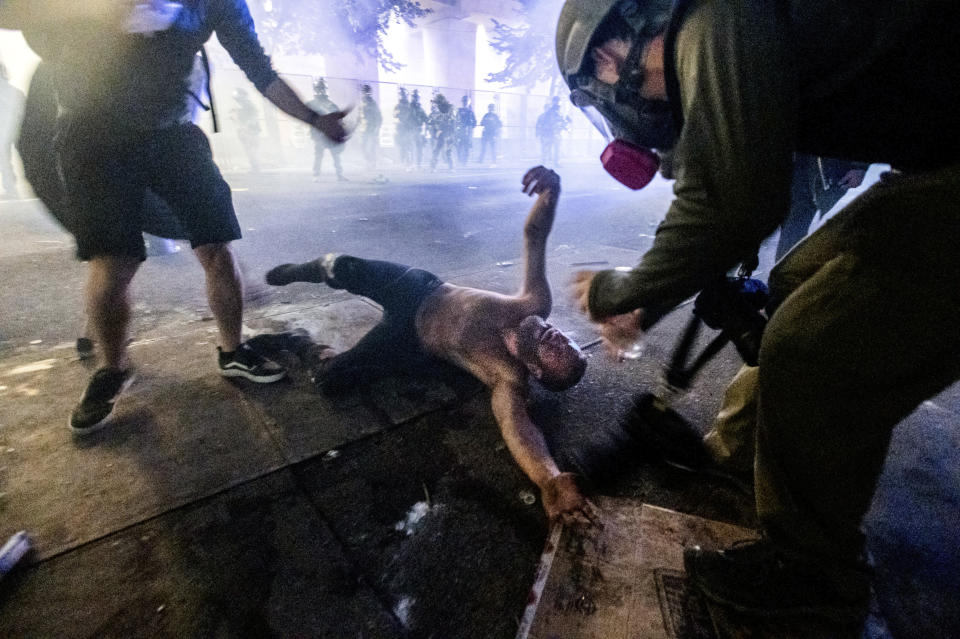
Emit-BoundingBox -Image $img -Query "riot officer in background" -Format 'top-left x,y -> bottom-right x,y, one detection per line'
358,84 -> 382,173
454,95 -> 476,166
478,103 -> 503,166
429,92 -> 456,172
306,78 -> 346,182
535,96 -> 569,167
231,87 -> 261,173
394,86 -> 413,167
408,89 -> 429,170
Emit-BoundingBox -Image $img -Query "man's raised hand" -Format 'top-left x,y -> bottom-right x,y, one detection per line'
522,165 -> 560,198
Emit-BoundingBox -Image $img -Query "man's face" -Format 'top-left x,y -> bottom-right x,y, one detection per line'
517,316 -> 586,389
591,38 -> 633,85
590,35 -> 667,101
536,324 -> 583,368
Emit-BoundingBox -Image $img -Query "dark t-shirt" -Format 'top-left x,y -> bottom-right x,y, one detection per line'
480,112 -> 502,138
54,0 -> 277,130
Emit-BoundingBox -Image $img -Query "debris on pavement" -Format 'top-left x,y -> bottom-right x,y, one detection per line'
394,501 -> 433,536
0,531 -> 33,579
3,360 -> 57,376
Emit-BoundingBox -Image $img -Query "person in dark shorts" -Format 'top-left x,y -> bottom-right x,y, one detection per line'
7,0 -> 349,435
267,167 -> 597,527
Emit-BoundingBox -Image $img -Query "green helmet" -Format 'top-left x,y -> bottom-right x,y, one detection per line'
555,0 -> 673,88
555,0 -> 617,86
555,0 -> 678,151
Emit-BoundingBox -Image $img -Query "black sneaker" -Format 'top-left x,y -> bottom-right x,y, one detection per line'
684,540 -> 870,623
69,368 -> 134,435
218,343 -> 286,383
265,261 -> 327,286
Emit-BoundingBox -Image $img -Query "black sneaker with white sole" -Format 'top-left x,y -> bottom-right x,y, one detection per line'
70,367 -> 134,435
218,343 -> 286,383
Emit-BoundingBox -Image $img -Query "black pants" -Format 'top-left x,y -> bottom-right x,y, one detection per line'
316,256 -> 443,395
478,136 -> 497,163
312,141 -> 343,177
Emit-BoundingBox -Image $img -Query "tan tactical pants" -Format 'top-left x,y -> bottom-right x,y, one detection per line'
704,166 -> 960,583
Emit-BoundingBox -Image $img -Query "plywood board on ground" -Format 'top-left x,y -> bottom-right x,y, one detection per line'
517,498 -> 758,639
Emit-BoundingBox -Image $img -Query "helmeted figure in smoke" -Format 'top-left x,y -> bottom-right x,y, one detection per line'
393,86 -> 413,167
534,96 -> 569,167
428,92 -> 456,172
231,87 -> 261,173
407,89 -> 429,169
358,84 -> 382,173
454,95 -> 476,165
306,77 -> 346,182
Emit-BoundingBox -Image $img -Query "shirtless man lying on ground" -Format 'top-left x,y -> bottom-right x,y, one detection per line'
266,166 -> 596,526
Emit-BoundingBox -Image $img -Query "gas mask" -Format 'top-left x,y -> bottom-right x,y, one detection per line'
568,37 -> 678,190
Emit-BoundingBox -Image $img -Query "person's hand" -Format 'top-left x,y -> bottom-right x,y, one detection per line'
541,472 -> 600,528
311,109 -> 352,144
522,165 -> 560,199
599,309 -> 645,361
570,270 -> 597,316
839,169 -> 866,189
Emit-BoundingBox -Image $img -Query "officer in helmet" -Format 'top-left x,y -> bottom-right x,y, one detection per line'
358,84 -> 383,174
231,87 -> 261,172
306,78 -> 346,182
558,0 -> 960,624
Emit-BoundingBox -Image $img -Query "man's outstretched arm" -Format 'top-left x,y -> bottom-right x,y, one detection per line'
489,380 -> 597,527
213,0 -> 350,145
263,80 -> 349,144
518,166 -> 561,312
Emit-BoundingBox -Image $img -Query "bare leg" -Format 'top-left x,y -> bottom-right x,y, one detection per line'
85,255 -> 141,371
195,242 -> 242,352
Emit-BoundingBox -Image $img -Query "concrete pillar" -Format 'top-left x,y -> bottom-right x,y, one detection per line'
422,17 -> 477,93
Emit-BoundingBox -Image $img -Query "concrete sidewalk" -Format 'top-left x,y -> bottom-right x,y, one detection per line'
1,267 -> 959,637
